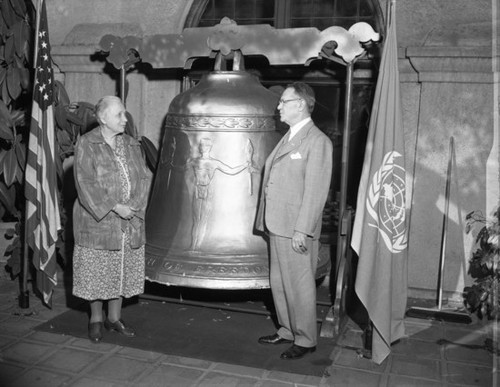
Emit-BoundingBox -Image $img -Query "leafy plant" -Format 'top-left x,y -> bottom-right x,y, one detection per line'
0,0 -> 34,221
0,0 -> 98,277
0,0 -> 35,277
463,207 -> 500,319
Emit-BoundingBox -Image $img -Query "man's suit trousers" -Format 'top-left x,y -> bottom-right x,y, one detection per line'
269,233 -> 319,348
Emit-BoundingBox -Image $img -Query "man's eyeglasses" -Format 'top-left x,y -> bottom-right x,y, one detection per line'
278,98 -> 302,105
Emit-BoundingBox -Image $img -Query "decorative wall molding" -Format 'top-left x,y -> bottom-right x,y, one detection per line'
404,46 -> 493,84
52,45 -> 104,74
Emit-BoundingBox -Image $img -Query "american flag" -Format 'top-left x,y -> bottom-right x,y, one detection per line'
25,0 -> 61,307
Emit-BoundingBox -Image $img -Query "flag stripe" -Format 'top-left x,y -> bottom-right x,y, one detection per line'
25,0 -> 60,307
26,104 -> 59,244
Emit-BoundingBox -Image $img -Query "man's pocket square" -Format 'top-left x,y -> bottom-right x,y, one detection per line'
290,152 -> 302,159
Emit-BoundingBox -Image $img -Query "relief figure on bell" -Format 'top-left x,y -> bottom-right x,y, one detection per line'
172,137 -> 254,250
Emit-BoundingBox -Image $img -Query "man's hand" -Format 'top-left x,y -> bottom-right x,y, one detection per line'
292,231 -> 308,254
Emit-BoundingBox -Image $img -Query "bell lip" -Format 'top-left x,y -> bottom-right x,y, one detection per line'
145,249 -> 270,284
145,276 -> 270,290
144,262 -> 329,289
144,250 -> 330,290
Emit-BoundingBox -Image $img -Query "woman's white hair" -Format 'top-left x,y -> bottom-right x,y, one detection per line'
95,96 -> 123,125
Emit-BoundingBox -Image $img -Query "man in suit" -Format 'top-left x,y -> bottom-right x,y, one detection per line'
256,82 -> 333,360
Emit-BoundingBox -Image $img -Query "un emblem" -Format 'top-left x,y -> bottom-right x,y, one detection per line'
366,151 -> 407,253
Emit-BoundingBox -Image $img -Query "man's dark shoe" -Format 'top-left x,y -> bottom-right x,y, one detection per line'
104,319 -> 136,337
258,333 -> 293,345
88,322 -> 103,343
280,344 -> 316,359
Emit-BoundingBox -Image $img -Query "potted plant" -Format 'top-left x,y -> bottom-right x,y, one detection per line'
463,206 -> 500,354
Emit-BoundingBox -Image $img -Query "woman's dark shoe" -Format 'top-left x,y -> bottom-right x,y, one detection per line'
104,318 -> 136,337
88,322 -> 103,343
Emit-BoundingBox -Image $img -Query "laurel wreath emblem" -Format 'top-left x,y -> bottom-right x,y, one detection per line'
366,151 -> 407,253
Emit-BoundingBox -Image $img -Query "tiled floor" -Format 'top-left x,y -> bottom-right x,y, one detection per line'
328,316 -> 495,386
0,267 -> 497,386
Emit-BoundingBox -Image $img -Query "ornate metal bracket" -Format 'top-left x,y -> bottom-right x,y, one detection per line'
98,17 -> 380,70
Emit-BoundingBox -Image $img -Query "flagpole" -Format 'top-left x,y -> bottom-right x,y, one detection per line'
32,0 -> 41,69
335,60 -> 353,289
120,65 -> 126,106
386,0 -> 394,29
20,221 -> 30,308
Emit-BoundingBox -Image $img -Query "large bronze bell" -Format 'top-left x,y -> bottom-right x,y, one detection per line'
145,51 -> 330,289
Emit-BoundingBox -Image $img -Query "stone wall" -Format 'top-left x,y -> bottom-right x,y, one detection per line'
48,0 -> 192,45
49,0 -> 193,144
401,47 -> 494,301
47,0 -> 496,301
395,0 -> 494,301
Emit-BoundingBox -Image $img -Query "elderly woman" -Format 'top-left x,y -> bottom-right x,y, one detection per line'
72,96 -> 151,343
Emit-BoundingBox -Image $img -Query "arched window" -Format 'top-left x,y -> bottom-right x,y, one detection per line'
184,0 -> 384,238
189,0 -> 383,32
